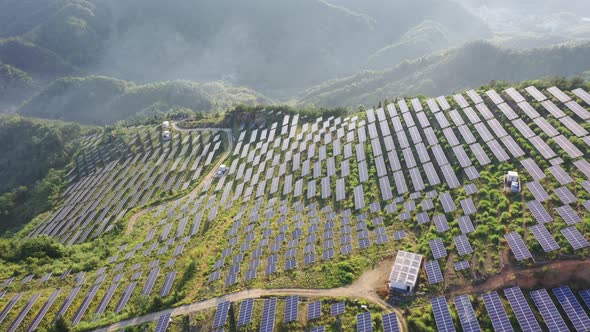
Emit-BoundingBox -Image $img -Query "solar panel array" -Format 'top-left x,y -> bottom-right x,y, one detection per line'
552,286 -> 590,331
482,291 -> 513,332
213,301 -> 230,328
260,298 -> 277,332
425,260 -> 444,284
155,313 -> 171,332
331,302 -> 345,316
529,224 -> 560,252
4,85 -> 590,330
505,232 -> 532,261
238,298 -> 254,326
356,311 -> 373,332
431,296 -> 456,332
530,289 -> 569,332
454,295 -> 481,332
503,286 -> 541,332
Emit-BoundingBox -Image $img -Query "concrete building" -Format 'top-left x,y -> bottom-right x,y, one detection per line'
389,250 -> 423,294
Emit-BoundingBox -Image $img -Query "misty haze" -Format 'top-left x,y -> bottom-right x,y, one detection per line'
1,1 -> 590,331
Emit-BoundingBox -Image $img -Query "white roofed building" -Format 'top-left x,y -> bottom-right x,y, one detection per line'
389,250 -> 423,294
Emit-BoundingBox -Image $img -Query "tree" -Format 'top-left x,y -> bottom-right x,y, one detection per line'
49,316 -> 70,332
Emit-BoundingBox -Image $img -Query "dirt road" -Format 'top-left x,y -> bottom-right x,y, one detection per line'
93,259 -> 406,332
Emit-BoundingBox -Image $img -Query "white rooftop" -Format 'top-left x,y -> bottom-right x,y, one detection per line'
389,250 -> 423,291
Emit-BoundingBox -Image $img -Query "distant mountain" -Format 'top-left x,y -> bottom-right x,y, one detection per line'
0,63 -> 34,108
0,0 -> 490,105
296,41 -> 590,108
18,76 -> 268,124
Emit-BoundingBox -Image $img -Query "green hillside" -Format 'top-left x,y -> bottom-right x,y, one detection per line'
0,115 -> 93,232
0,0 -> 490,104
0,63 -> 33,105
18,76 -> 268,124
297,41 -> 590,108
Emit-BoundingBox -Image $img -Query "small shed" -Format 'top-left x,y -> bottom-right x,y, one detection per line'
389,250 -> 423,294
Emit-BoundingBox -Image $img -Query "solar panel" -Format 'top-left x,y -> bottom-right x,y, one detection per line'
553,135 -> 583,158
7,292 -> 40,332
259,298 -> 277,332
526,182 -> 550,202
356,311 -> 373,332
237,298 -> 254,326
458,215 -> 475,234
521,158 -> 546,181
552,286 -> 590,331
379,312 -> 400,332
504,286 -> 542,332
0,293 -> 22,325
547,86 -> 571,103
555,205 -> 581,225
487,139 -> 510,162
142,266 -> 161,295
549,165 -> 573,185
155,313 -> 171,332
453,295 -> 481,332
573,87 -> 590,105
482,291 -> 513,332
24,290 -> 59,331
466,89 -> 483,104
438,192 -> 456,213
525,86 -> 548,102
505,87 -> 526,103
580,290 -> 590,310
454,260 -> 470,271
505,232 -> 532,261
431,296 -> 456,332
433,214 -> 450,233
160,271 -> 176,297
460,198 -> 477,215
284,295 -> 299,323
430,238 -> 447,259
497,102 -> 518,120
529,224 -> 560,252
307,301 -> 321,321
214,301 -> 231,328
353,185 -> 366,210
425,260 -> 444,284
115,282 -> 137,313
72,284 -> 100,325
526,200 -> 553,223
530,289 -> 569,332
453,145 -> 472,167
95,280 -> 120,314
393,230 -> 406,240
331,302 -> 345,316
560,226 -> 590,250
486,90 -> 504,104
454,234 -> 474,256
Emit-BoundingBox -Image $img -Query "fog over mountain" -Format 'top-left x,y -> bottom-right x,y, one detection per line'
0,0 -> 589,115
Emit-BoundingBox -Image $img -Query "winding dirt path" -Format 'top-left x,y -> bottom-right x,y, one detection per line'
93,259 -> 407,332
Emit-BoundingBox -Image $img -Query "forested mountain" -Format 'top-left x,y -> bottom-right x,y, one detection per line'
18,76 -> 267,124
296,41 -> 590,108
0,115 -> 91,232
0,0 -> 489,107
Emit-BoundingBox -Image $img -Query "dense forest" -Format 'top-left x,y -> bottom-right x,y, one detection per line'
17,76 -> 267,124
0,115 -> 91,233
0,0 -> 491,110
297,41 -> 590,108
